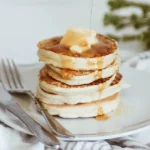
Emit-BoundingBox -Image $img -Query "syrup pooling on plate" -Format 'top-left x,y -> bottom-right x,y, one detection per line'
37,27 -> 125,118
96,115 -> 109,121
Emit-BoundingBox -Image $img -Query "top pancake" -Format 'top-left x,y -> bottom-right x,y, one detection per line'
37,34 -> 117,70
37,34 -> 117,58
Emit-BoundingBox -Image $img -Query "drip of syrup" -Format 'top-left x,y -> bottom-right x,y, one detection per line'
96,107 -> 109,121
89,0 -> 94,43
95,102 -> 124,121
89,0 -> 94,31
96,115 -> 109,121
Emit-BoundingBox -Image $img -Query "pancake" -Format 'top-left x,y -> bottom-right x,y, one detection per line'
36,27 -> 124,119
39,67 -> 116,95
46,56 -> 120,85
41,93 -> 119,118
37,73 -> 122,105
37,34 -> 117,70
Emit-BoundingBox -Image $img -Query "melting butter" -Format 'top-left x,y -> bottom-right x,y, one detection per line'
60,27 -> 98,53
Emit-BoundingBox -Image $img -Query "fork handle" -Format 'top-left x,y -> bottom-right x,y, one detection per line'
27,91 -> 74,138
2,102 -> 61,149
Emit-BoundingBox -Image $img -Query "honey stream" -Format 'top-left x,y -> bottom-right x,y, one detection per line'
96,102 -> 123,121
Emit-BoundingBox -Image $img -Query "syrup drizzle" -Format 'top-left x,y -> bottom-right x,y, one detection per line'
90,0 -> 94,42
96,115 -> 109,121
89,0 -> 94,31
95,102 -> 124,121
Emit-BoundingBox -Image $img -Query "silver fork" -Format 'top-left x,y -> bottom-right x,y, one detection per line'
0,58 -> 74,138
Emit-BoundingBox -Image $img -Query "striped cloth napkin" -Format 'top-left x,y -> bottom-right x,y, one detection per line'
0,120 -> 150,150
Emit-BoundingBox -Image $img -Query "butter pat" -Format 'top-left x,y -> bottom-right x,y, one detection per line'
60,27 -> 98,53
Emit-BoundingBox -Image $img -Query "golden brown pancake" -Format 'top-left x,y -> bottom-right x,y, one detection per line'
46,57 -> 119,78
39,67 -> 115,88
37,34 -> 117,58
40,72 -> 122,95
111,73 -> 122,86
41,93 -> 120,118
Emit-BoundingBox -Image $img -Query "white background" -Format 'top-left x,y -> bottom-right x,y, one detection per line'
0,0 -> 149,64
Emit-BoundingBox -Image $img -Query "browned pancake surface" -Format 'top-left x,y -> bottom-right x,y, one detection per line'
37,34 -> 117,58
40,72 -> 122,95
39,67 -> 113,88
110,73 -> 122,86
47,65 -> 93,77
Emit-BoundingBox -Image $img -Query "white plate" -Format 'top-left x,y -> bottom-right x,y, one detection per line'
1,64 -> 150,141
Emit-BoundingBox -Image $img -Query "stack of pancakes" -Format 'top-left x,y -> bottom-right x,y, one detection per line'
37,28 -> 123,118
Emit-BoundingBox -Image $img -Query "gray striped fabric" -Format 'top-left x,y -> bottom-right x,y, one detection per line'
1,119 -> 150,150
57,137 -> 150,150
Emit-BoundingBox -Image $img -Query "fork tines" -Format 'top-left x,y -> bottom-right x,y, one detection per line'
0,59 -> 24,91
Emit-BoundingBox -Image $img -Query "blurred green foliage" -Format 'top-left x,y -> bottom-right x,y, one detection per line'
104,0 -> 150,49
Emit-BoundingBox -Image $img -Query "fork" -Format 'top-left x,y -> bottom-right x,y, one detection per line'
0,58 -> 74,138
